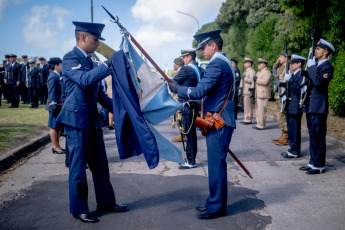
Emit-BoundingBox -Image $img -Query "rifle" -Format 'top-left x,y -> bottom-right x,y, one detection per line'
299,17 -> 315,108
280,38 -> 290,113
102,6 -> 171,83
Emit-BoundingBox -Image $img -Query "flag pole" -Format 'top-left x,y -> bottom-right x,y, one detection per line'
228,149 -> 253,179
102,5 -> 172,82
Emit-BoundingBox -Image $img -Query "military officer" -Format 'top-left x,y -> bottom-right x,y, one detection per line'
3,54 -> 10,103
171,57 -> 184,142
57,21 -> 127,223
300,39 -> 335,174
38,57 -> 49,105
231,59 -> 241,119
272,51 -> 291,145
20,55 -> 30,104
239,57 -> 255,124
4,54 -> 21,108
172,49 -> 201,168
26,59 -> 39,108
46,57 -> 65,154
253,58 -> 272,130
169,29 -> 236,219
281,55 -> 306,158
172,57 -> 184,77
0,62 -> 4,106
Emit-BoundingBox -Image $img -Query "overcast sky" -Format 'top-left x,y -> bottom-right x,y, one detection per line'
0,0 -> 225,69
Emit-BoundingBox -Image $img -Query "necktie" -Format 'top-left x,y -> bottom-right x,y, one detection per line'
87,55 -> 93,69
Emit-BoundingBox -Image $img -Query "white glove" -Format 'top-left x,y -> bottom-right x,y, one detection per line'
284,73 -> 292,81
307,57 -> 316,67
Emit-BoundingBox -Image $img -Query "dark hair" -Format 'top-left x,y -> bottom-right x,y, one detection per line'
208,37 -> 223,50
75,31 -> 82,41
189,52 -> 196,61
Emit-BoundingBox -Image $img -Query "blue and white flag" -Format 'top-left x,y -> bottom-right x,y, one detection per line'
110,36 -> 184,167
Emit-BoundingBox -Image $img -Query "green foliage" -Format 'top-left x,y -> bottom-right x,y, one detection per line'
329,49 -> 345,116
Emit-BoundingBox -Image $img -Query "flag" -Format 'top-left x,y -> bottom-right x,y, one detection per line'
109,36 -> 184,168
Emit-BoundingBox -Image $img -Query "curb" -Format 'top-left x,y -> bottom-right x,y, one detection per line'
0,132 -> 51,172
267,115 -> 345,150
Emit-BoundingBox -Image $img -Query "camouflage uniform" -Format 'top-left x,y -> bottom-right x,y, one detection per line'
274,61 -> 287,132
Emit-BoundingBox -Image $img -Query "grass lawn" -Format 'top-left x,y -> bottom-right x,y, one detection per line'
0,100 -> 49,156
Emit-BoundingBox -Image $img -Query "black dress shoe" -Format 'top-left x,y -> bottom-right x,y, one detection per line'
73,213 -> 99,223
300,166 -> 312,171
195,205 -> 207,212
281,152 -> 299,158
97,203 -> 128,212
306,168 -> 325,174
109,126 -> 115,130
240,121 -> 251,125
52,148 -> 65,154
30,105 -> 35,108
197,210 -> 226,219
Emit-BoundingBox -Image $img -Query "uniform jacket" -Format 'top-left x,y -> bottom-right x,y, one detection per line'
46,71 -> 62,111
234,67 -> 241,90
27,67 -> 39,88
20,62 -> 29,83
6,62 -> 21,84
255,67 -> 272,99
287,69 -> 304,115
174,61 -> 201,105
273,61 -> 287,99
178,52 -> 236,128
305,60 -> 334,114
38,64 -> 49,86
240,67 -> 255,95
57,46 -> 112,130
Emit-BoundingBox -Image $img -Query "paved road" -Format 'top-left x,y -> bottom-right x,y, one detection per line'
0,111 -> 344,230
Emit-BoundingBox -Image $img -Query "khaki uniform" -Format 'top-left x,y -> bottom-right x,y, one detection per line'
240,67 -> 255,123
255,67 -> 272,129
273,62 -> 287,132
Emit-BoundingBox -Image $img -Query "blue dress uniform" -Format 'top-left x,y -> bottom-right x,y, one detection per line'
46,68 -> 63,129
38,58 -> 49,105
281,55 -> 306,158
6,54 -> 21,108
20,56 -> 30,104
27,61 -> 39,108
231,59 -> 241,119
56,22 -> 118,215
177,30 -> 236,217
304,39 -> 335,174
174,49 -> 201,167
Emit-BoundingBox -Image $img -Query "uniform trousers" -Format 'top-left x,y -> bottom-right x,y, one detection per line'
275,99 -> 287,132
255,98 -> 269,129
243,94 -> 253,123
39,84 -> 47,104
306,113 -> 327,167
29,87 -> 38,107
7,84 -> 19,107
181,111 -> 197,165
64,126 -> 116,214
286,114 -> 302,156
20,83 -> 30,103
205,126 -> 234,213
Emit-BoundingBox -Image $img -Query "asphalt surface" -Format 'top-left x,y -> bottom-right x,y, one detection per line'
0,111 -> 344,230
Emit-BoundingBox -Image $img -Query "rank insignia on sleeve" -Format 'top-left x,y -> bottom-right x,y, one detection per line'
323,73 -> 328,79
72,64 -> 82,70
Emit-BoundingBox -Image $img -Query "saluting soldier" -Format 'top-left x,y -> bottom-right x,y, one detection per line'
300,39 -> 335,174
38,57 -> 49,105
20,55 -> 30,104
253,58 -> 272,130
26,59 -> 39,108
169,29 -> 236,219
272,51 -> 291,145
172,49 -> 202,168
239,57 -> 255,124
281,55 -> 306,158
4,54 -> 21,108
231,59 -> 241,119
